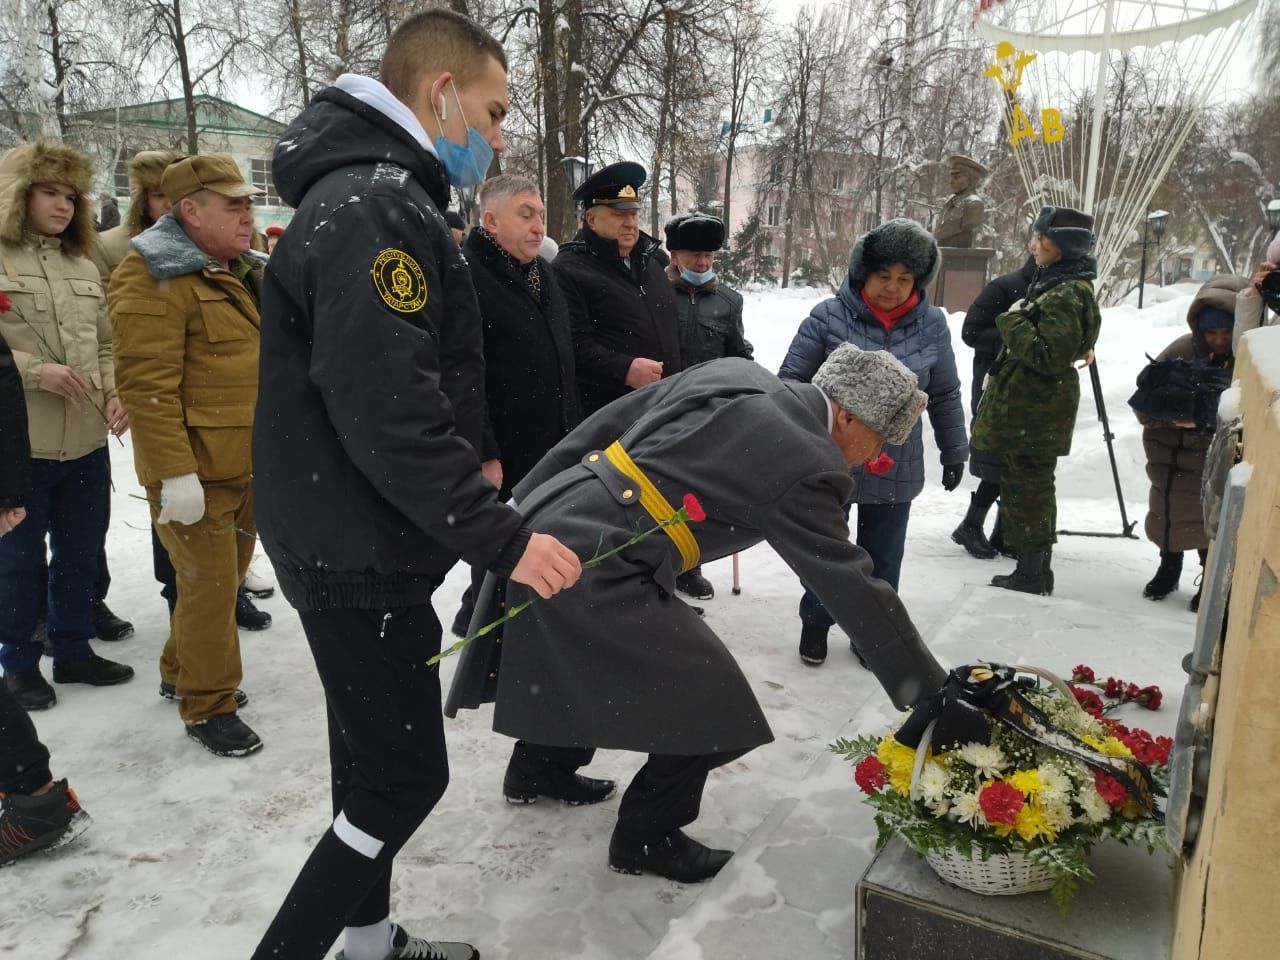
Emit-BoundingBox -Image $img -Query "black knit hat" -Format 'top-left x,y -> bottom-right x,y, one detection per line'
443,210 -> 466,231
848,218 -> 940,291
664,212 -> 725,252
1032,205 -> 1095,260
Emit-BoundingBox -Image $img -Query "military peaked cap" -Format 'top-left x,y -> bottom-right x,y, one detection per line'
574,161 -> 646,211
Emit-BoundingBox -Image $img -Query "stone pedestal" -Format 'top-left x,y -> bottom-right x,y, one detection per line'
857,839 -> 1173,959
930,247 -> 995,313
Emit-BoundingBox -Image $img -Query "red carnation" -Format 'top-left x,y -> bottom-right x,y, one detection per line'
1072,664 -> 1096,683
863,453 -> 895,476
1094,770 -> 1129,808
1104,676 -> 1124,698
1138,685 -> 1162,710
854,755 -> 888,794
681,493 -> 706,523
1069,684 -> 1104,717
978,781 -> 1025,825
0,292 -> 10,314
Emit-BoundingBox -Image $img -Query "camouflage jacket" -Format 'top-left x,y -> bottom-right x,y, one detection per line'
971,277 -> 1101,458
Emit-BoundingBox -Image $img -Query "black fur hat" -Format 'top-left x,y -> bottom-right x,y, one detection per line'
1032,205 -> 1095,260
664,212 -> 725,252
848,218 -> 940,291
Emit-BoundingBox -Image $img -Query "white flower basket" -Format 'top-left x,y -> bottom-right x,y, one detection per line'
925,845 -> 1057,896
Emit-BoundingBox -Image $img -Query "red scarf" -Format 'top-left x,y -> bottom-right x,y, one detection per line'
861,290 -> 920,331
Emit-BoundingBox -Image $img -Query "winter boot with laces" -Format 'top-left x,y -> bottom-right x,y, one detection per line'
186,712 -> 263,757
0,779 -> 92,866
675,566 -> 715,600
951,492 -> 998,560
335,924 -> 479,960
235,587 -> 272,631
92,600 -> 134,642
1143,550 -> 1183,601
991,550 -> 1049,595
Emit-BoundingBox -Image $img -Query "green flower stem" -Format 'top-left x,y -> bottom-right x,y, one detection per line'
127,493 -> 258,540
18,308 -> 122,445
427,506 -> 692,667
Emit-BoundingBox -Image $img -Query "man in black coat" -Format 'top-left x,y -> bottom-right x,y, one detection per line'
250,12 -> 580,960
553,161 -> 682,415
951,254 -> 1037,559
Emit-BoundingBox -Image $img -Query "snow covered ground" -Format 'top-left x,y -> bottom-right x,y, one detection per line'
4,284 -> 1204,958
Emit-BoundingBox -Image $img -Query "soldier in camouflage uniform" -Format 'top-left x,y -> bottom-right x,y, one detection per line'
971,206 -> 1102,594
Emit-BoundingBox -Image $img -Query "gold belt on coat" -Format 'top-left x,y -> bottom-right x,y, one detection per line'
603,440 -> 700,574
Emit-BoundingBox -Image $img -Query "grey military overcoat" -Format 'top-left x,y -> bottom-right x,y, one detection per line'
445,359 -> 946,755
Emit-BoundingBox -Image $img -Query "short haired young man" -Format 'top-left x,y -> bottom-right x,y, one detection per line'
251,10 -> 580,960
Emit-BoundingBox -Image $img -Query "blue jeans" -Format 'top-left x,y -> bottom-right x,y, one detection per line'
799,500 -> 913,629
0,449 -> 108,674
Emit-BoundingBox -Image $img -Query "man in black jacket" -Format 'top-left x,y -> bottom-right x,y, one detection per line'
951,254 -> 1037,560
250,12 -> 580,960
554,161 -> 681,415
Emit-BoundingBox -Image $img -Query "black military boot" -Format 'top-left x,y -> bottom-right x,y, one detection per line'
991,550 -> 1049,595
52,654 -> 134,686
988,508 -> 1017,559
951,493 -> 998,560
799,624 -> 828,665
675,566 -> 715,600
4,667 -> 57,710
503,742 -> 616,805
608,828 -> 733,883
92,600 -> 134,642
1143,550 -> 1183,601
235,588 -> 272,631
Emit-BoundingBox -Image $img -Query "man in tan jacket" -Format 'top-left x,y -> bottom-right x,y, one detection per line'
108,154 -> 266,757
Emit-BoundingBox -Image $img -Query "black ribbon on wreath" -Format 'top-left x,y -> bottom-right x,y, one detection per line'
895,663 -> 1159,815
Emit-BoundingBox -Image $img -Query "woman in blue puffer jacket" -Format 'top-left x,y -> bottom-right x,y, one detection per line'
778,218 -> 968,667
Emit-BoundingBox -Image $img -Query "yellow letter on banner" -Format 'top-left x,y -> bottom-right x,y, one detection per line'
1042,108 -> 1064,144
1009,103 -> 1038,145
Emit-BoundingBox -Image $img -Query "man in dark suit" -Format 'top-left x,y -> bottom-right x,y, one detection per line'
448,345 -> 948,883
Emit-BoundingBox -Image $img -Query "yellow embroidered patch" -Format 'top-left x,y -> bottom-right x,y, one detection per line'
372,249 -> 427,313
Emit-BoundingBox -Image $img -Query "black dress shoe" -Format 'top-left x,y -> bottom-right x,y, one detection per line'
235,589 -> 272,631
51,655 -> 134,686
4,668 -> 57,710
799,624 -> 828,665
608,828 -> 733,883
92,600 -> 135,641
675,568 -> 715,600
159,681 -> 248,709
186,713 -> 263,757
503,749 -> 616,805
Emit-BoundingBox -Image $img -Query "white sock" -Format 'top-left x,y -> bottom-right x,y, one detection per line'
343,918 -> 395,960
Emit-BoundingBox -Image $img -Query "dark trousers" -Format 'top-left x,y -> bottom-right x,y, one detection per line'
529,742 -> 745,842
152,524 -> 177,611
252,601 -> 451,960
0,450 -> 107,674
0,682 -> 50,795
1000,452 -> 1059,550
799,500 -> 913,628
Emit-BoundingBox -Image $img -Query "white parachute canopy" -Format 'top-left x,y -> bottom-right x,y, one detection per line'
975,0 -> 1257,298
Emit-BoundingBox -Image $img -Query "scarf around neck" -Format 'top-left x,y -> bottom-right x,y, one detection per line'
1027,255 -> 1097,300
860,289 -> 920,331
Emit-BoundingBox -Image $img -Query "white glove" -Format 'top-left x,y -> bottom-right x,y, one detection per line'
158,473 -> 205,525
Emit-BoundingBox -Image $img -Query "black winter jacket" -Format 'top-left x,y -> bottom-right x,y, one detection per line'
0,332 -> 30,507
667,264 -> 754,367
466,228 -> 580,496
553,227 -> 681,415
253,87 -> 528,612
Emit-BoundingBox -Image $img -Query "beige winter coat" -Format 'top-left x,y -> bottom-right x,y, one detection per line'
0,140 -> 114,462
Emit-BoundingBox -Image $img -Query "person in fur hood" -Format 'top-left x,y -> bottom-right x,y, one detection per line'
88,149 -> 182,283
0,139 -> 135,711
778,217 -> 967,667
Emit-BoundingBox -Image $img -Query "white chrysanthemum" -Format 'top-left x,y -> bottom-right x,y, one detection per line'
927,797 -> 951,817
951,792 -> 987,828
1041,799 -> 1073,832
1079,787 -> 1113,824
917,762 -> 951,805
954,743 -> 1010,780
1037,766 -> 1073,807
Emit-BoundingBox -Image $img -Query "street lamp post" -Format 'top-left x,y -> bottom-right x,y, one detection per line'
1138,209 -> 1170,309
455,183 -> 479,226
560,156 -> 593,197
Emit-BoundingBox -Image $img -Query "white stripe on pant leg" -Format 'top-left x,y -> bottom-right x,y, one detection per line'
333,810 -> 384,859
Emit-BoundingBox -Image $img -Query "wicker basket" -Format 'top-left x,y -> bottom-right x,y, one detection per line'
925,845 -> 1058,896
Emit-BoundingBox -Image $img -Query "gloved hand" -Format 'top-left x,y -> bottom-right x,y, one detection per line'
158,472 -> 205,525
941,463 -> 964,491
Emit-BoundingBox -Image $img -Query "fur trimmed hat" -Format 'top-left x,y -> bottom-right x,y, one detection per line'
848,218 -> 940,292
812,343 -> 928,445
125,150 -> 184,237
1186,274 -> 1247,339
664,212 -> 725,252
0,139 -> 97,257
1032,205 -> 1095,261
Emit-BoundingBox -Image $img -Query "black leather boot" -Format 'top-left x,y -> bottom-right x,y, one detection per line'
951,493 -> 998,560
235,588 -> 272,631
503,741 -> 616,805
991,550 -> 1049,595
92,600 -> 135,642
988,508 -> 1017,558
52,655 -> 134,686
675,567 -> 715,600
1143,550 -> 1183,601
799,624 -> 828,665
608,828 -> 733,883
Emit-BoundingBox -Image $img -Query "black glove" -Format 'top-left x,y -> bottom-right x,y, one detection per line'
942,463 -> 964,491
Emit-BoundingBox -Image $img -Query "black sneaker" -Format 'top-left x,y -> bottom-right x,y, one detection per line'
235,589 -> 272,631
3,668 -> 56,710
503,745 -> 616,805
51,654 -> 134,686
799,624 -> 828,665
335,924 -> 479,960
0,779 -> 92,866
608,828 -> 733,883
675,569 -> 715,601
186,712 -> 263,757
159,681 -> 248,709
92,600 -> 135,642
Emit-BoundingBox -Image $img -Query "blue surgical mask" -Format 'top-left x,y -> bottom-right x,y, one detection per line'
432,83 -> 494,189
681,267 -> 716,287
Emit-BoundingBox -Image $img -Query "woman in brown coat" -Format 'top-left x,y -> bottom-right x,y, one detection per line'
1139,275 -> 1246,609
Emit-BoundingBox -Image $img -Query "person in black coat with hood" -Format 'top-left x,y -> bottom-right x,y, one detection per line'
553,161 -> 682,415
250,12 -> 581,960
950,253 -> 1037,559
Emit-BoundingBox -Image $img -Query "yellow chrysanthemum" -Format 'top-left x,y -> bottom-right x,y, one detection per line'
1006,768 -> 1044,797
1080,734 -> 1134,759
1013,802 -> 1058,842
1121,797 -> 1145,820
877,736 -> 919,796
